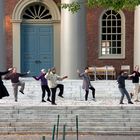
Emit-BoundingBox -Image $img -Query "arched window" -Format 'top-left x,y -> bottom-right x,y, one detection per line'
99,10 -> 125,59
22,3 -> 52,20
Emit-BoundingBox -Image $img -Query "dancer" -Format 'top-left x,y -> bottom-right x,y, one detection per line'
0,68 -> 13,99
33,69 -> 51,102
77,67 -> 95,101
5,67 -> 30,102
45,67 -> 67,105
130,65 -> 140,102
117,70 -> 133,104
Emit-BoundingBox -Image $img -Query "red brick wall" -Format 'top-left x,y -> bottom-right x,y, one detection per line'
87,7 -> 134,76
5,1 -> 134,76
5,0 -> 19,68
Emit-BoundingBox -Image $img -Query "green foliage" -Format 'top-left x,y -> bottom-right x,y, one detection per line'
61,0 -> 140,13
61,1 -> 80,13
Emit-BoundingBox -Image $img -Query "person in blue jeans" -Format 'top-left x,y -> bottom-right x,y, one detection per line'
117,70 -> 133,104
33,69 -> 51,102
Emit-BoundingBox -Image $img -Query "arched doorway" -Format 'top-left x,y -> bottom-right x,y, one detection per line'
12,0 -> 60,75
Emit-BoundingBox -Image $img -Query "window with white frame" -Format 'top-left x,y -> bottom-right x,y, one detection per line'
99,10 -> 125,59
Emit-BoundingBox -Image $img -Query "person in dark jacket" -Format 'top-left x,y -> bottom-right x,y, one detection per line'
0,68 -> 13,99
5,67 -> 30,102
77,67 -> 95,101
117,70 -> 133,104
33,69 -> 51,102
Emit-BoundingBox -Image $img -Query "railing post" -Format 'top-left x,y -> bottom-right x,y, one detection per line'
105,65 -> 108,80
56,114 -> 60,140
62,124 -> 66,140
52,125 -> 56,140
94,66 -> 96,81
42,136 -> 45,140
76,115 -> 79,140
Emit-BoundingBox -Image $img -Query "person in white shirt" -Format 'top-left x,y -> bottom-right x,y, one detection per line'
45,67 -> 67,105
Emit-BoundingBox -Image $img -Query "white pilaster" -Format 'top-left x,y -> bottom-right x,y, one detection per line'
134,5 -> 140,67
12,21 -> 21,72
61,0 -> 87,79
0,0 -> 6,70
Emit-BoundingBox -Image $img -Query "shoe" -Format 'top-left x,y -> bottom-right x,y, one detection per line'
120,102 -> 124,104
52,103 -> 57,105
134,99 -> 140,102
130,93 -> 133,99
92,98 -> 96,101
58,95 -> 64,98
128,101 -> 133,104
19,90 -> 24,94
47,98 -> 51,102
42,99 -> 46,102
15,100 -> 17,102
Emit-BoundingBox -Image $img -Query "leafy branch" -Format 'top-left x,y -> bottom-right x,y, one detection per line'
60,0 -> 140,13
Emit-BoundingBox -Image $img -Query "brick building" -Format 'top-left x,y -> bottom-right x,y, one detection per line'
0,0 -> 139,79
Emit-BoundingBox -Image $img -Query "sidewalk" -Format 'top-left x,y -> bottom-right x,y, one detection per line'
0,134 -> 140,140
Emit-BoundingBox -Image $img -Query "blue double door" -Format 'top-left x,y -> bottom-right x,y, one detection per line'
21,24 -> 53,76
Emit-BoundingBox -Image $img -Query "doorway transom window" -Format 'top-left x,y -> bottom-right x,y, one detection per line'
22,3 -> 52,20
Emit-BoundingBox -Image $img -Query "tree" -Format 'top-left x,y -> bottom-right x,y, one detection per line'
61,0 -> 140,13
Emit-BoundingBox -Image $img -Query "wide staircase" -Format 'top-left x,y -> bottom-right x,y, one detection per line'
0,78 -> 139,135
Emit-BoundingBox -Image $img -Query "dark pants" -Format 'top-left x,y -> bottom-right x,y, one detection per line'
51,84 -> 64,104
85,86 -> 95,101
41,85 -> 51,100
119,87 -> 131,103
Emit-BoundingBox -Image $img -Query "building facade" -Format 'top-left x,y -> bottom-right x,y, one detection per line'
0,0 -> 140,78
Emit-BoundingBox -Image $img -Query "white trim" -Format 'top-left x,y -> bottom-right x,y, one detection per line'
12,0 -> 60,21
11,0 -> 60,72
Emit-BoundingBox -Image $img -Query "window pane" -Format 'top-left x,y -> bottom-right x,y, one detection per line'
117,41 -> 121,47
107,28 -> 111,33
117,20 -> 121,26
102,28 -> 106,33
107,21 -> 111,26
112,20 -> 116,26
112,48 -> 116,54
107,35 -> 111,40
117,35 -> 121,40
112,41 -> 116,47
112,35 -> 116,40
102,21 -> 106,26
117,48 -> 121,54
117,28 -> 121,33
112,28 -> 116,33
102,35 -> 106,40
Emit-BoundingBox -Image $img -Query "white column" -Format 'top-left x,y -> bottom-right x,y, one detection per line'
134,5 -> 140,67
61,0 -> 87,79
12,21 -> 21,72
0,0 -> 6,70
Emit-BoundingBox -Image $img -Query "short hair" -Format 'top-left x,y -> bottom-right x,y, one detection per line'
85,67 -> 89,70
119,70 -> 124,75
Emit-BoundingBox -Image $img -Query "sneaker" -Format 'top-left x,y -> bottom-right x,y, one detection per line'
130,93 -> 133,99
42,99 -> 46,102
47,98 -> 51,102
52,103 -> 57,105
15,99 -> 18,102
19,90 -> 24,94
120,102 -> 124,104
58,95 -> 64,98
92,98 -> 96,101
128,101 -> 133,104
